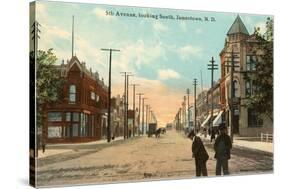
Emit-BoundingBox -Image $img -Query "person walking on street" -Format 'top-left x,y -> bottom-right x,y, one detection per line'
211,128 -> 216,142
188,130 -> 209,177
214,123 -> 232,175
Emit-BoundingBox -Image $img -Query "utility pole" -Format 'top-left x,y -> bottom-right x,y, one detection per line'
146,105 -> 150,135
121,72 -> 132,139
186,89 -> 190,130
101,48 -> 120,143
142,97 -> 147,135
126,74 -> 133,138
207,57 -> 218,132
131,84 -> 139,137
225,49 -> 239,142
31,20 -> 40,157
183,96 -> 187,131
136,93 -> 144,135
193,79 -> 198,133
31,21 -> 41,61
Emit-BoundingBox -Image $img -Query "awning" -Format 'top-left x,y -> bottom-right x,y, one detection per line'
213,111 -> 223,127
201,114 -> 211,128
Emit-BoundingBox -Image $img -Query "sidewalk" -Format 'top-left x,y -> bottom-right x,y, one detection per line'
38,136 -> 138,159
198,133 -> 273,154
233,139 -> 273,153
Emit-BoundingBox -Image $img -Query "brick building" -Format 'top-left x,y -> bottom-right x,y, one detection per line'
220,15 -> 273,136
43,56 -> 109,143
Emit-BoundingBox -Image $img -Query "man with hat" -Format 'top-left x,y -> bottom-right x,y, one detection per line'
214,123 -> 232,175
187,130 -> 209,176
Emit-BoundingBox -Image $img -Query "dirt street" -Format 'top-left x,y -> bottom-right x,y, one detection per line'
37,130 -> 273,187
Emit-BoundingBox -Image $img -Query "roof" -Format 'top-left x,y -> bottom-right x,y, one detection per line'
227,15 -> 249,35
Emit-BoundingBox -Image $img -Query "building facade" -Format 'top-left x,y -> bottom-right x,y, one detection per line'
43,56 -> 108,143
220,15 -> 273,137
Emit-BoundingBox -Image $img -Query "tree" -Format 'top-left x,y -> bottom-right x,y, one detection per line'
36,49 -> 64,146
246,17 -> 273,121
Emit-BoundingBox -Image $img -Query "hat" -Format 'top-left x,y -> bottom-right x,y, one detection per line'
187,130 -> 195,138
218,123 -> 226,130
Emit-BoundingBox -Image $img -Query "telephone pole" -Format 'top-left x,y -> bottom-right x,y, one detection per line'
207,57 -> 218,132
142,97 -> 147,135
126,74 -> 133,138
146,104 -> 150,135
136,93 -> 144,135
31,21 -> 41,60
131,84 -> 140,137
120,72 -> 132,139
225,49 -> 239,142
186,89 -> 190,130
101,48 -> 120,143
31,20 -> 40,157
193,79 -> 198,133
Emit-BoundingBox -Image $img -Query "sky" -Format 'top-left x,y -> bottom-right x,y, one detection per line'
33,0 -> 272,127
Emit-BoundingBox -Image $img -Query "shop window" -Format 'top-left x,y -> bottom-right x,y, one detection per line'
48,126 -> 62,138
248,108 -> 263,127
72,123 -> 79,136
91,115 -> 95,137
48,112 -> 62,122
65,125 -> 71,137
80,113 -> 85,136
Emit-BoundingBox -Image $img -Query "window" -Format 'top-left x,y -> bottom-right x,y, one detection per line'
69,85 -> 76,103
80,113 -> 85,136
96,95 -> 100,102
48,112 -> 62,121
246,81 -> 251,96
91,115 -> 95,137
248,108 -> 263,127
246,55 -> 257,71
66,112 -> 71,121
65,125 -> 71,137
91,91 -> 96,100
72,123 -> 79,136
73,112 -> 79,121
64,112 -> 80,137
245,80 -> 257,97
79,113 -> 90,137
48,126 -> 62,138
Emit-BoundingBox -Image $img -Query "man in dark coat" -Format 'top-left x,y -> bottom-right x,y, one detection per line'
214,123 -> 232,175
188,130 -> 209,176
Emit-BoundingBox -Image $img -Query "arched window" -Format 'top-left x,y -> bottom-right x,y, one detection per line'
69,85 -> 76,103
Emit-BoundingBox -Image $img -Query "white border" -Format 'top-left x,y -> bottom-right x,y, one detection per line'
0,0 -> 280,189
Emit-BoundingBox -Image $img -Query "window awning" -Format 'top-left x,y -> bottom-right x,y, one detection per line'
213,111 -> 223,127
201,114 -> 211,128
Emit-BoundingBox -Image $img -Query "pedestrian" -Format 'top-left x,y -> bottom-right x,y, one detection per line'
203,128 -> 207,138
187,130 -> 209,177
214,123 -> 232,176
211,128 -> 216,142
